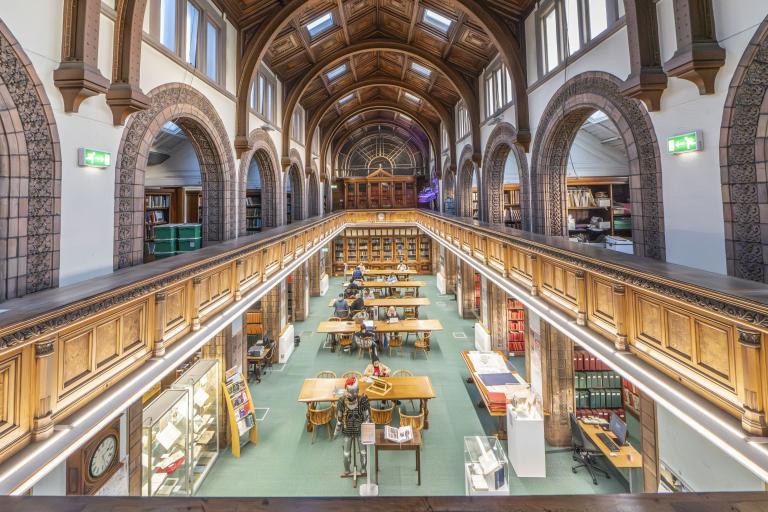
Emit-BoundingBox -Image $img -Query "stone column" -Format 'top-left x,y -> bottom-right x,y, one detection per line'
541,322 -> 575,446
309,251 -> 321,296
127,399 -> 143,496
488,282 -> 508,353
292,263 -> 309,321
639,391 -> 659,492
32,338 -> 56,441
458,260 -> 475,319
262,282 -> 287,364
444,249 -> 457,294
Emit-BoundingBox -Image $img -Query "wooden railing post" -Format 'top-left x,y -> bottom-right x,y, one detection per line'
530,254 -> 540,296
612,284 -> 628,351
192,277 -> 203,331
234,259 -> 244,301
154,292 -> 167,356
736,328 -> 768,435
31,337 -> 56,441
575,271 -> 587,326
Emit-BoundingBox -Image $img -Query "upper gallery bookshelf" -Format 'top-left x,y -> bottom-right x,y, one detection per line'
566,177 -> 631,244
341,168 -> 417,209
332,227 -> 431,274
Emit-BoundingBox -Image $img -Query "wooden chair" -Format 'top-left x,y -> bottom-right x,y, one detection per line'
342,370 -> 363,380
413,332 -> 431,360
326,317 -> 344,349
388,334 -> 403,356
308,403 -> 336,444
403,307 -> 417,320
357,335 -> 376,359
337,334 -> 354,355
316,371 -> 337,379
392,370 -> 415,410
399,406 -> 425,445
370,402 -> 395,426
403,290 -> 416,298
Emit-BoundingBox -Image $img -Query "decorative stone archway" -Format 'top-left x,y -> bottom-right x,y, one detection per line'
721,16 -> 768,282
482,122 -> 530,228
530,72 -> 665,260
442,156 -> 456,215
456,145 -> 479,218
238,129 -> 280,234
0,21 -> 62,300
307,171 -> 320,218
286,149 -> 305,223
113,83 -> 235,268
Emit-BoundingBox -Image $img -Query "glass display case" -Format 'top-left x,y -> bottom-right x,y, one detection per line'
142,389 -> 190,496
464,436 -> 509,495
172,359 -> 220,494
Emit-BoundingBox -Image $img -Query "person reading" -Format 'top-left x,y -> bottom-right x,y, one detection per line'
333,293 -> 350,318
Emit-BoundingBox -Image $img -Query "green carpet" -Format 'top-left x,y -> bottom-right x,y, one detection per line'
197,275 -> 627,496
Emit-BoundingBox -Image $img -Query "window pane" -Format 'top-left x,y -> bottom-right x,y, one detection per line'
267,82 -> 274,122
505,68 -> 513,105
565,0 -> 581,54
306,12 -> 333,38
544,10 -> 559,72
205,22 -> 218,80
485,76 -> 493,117
588,0 -> 608,38
250,82 -> 256,110
495,68 -> 503,109
186,2 -> 200,66
258,75 -> 265,114
159,0 -> 176,51
423,8 -> 452,33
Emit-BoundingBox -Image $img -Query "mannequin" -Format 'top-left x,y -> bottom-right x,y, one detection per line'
334,377 -> 371,477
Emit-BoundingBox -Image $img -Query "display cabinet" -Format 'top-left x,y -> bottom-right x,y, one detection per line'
464,436 -> 509,495
340,168 -> 417,209
172,359 -> 220,494
142,389 -> 190,496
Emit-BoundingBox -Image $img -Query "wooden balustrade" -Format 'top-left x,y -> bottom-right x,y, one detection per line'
1,207 -> 768,469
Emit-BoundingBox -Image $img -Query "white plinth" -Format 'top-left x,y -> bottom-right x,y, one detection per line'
474,323 -> 491,351
506,404 -> 546,478
278,323 -> 295,363
319,274 -> 329,296
436,272 -> 446,294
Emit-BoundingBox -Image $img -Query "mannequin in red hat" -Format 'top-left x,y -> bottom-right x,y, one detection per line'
334,376 -> 370,477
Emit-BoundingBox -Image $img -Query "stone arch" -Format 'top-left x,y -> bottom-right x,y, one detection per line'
721,16 -> 768,282
286,149 -> 305,223
238,128 -> 280,234
113,83 -> 236,268
456,145 -> 479,218
307,161 -> 320,218
442,156 -> 455,214
530,72 -> 665,260
0,21 -> 62,300
482,122 -> 530,228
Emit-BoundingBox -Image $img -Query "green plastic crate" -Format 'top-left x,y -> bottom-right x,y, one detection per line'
153,239 -> 177,253
177,237 -> 202,252
154,251 -> 176,259
176,223 -> 202,239
613,218 -> 632,230
153,224 -> 177,240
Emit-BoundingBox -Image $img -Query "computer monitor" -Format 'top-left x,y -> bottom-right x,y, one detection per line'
609,412 -> 628,446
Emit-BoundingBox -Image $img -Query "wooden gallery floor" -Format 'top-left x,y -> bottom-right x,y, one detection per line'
198,276 -> 627,497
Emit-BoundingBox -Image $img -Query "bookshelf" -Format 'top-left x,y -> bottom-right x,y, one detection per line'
471,187 -> 479,220
341,168 -> 417,209
286,192 -> 293,224
246,190 -> 262,232
286,275 -> 294,322
332,227 -> 431,274
245,310 -> 263,347
502,184 -> 522,229
623,378 -> 640,418
506,298 -> 525,355
473,272 -> 481,317
574,349 -> 626,422
185,189 -> 202,224
145,190 -> 172,240
566,177 -> 631,243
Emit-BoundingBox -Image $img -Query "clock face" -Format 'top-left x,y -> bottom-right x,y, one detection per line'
377,212 -> 385,221
89,435 -> 117,480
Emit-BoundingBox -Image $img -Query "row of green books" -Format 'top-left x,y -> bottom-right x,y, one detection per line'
575,389 -> 623,409
575,371 -> 621,390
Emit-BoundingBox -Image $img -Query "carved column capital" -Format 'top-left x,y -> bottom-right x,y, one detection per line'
155,291 -> 167,303
738,328 -> 762,349
34,338 -> 55,358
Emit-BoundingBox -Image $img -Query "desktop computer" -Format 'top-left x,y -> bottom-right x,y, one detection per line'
609,412 -> 628,446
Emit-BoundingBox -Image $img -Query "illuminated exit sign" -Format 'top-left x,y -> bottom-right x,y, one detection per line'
78,148 -> 111,168
667,131 -> 703,155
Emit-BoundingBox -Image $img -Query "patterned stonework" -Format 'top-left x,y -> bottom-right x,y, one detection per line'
113,83 -> 236,268
721,16 -> 768,283
530,72 -> 665,260
482,122 -> 530,227
238,129 -> 280,233
286,147 -> 306,223
0,21 -> 61,300
456,145 -> 477,218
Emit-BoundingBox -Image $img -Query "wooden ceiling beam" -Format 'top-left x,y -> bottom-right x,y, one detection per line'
336,0 -> 352,45
442,12 -> 467,60
406,0 -> 420,43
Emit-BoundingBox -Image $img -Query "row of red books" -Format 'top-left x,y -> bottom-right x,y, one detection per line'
507,310 -> 524,320
507,299 -> 524,309
507,331 -> 524,342
574,350 -> 610,371
508,320 -> 524,331
623,378 -> 639,394
574,408 -> 626,421
508,341 -> 525,353
486,391 -> 508,413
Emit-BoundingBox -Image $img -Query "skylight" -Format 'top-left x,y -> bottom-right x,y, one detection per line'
339,94 -> 354,105
399,113 -> 412,122
326,63 -> 348,82
404,92 -> 420,103
587,110 -> 608,124
410,62 -> 432,77
306,12 -> 333,38
423,8 -> 452,33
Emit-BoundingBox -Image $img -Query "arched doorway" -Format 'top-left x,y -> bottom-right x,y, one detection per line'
0,21 -> 61,299
238,129 -> 279,234
307,172 -> 320,218
482,122 -> 529,229
456,146 -> 480,219
285,164 -> 304,224
114,83 -> 235,268
530,72 -> 665,260
443,164 -> 456,215
721,16 -> 768,282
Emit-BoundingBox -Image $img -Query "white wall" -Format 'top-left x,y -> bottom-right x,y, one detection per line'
657,404 -> 765,491
567,131 -> 629,177
31,460 -> 66,496
145,139 -> 202,187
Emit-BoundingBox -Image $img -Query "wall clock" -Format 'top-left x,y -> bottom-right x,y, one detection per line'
377,212 -> 385,221
67,419 -> 122,495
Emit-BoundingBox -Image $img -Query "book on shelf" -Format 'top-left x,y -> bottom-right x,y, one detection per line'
567,188 -> 597,208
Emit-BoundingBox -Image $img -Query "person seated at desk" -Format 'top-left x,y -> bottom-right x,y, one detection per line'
351,292 -> 365,312
364,355 -> 390,378
352,308 -> 369,321
354,324 -> 377,357
363,287 -> 375,300
344,282 -> 360,299
397,260 -> 408,272
352,265 -> 364,281
333,293 -> 350,318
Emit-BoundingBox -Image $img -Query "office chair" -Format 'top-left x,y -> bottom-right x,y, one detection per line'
569,413 -> 609,485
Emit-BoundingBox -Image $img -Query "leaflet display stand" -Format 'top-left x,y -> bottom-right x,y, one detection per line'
359,422 -> 378,496
222,366 -> 258,457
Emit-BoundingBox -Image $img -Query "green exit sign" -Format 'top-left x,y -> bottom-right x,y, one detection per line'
667,131 -> 703,155
78,148 -> 111,168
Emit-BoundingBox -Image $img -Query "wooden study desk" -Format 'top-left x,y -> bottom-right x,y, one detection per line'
345,269 -> 418,278
316,319 -> 443,335
327,297 -> 431,317
297,376 -> 436,429
461,350 -> 526,439
374,429 -> 422,485
357,281 -> 427,296
578,420 -> 642,469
